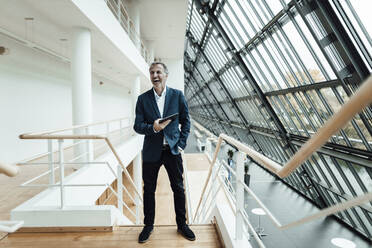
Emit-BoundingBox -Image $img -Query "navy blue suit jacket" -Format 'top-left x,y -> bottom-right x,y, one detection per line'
133,87 -> 190,163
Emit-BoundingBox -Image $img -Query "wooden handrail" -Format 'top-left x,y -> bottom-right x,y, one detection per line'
19,118 -> 143,203
0,162 -> 19,177
20,117 -> 129,137
19,135 -> 107,140
226,75 -> 372,178
194,75 -> 372,221
19,135 -> 143,203
279,75 -> 372,177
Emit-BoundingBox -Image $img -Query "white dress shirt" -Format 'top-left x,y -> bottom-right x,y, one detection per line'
153,86 -> 166,118
153,87 -> 182,151
153,87 -> 168,145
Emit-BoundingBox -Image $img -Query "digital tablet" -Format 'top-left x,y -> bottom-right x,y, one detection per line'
159,113 -> 179,123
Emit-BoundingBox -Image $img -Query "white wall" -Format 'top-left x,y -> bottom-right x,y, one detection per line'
71,0 -> 150,80
162,58 -> 184,91
0,35 -> 132,164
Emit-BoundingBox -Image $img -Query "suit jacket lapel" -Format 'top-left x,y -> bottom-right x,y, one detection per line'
163,87 -> 172,117
149,90 -> 161,118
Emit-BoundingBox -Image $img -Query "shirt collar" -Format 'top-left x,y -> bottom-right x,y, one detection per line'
153,86 -> 167,100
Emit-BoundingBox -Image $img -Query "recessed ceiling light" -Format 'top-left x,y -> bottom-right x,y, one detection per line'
331,238 -> 356,248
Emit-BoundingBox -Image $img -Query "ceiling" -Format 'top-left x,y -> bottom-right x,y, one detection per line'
137,0 -> 188,59
0,0 -> 189,88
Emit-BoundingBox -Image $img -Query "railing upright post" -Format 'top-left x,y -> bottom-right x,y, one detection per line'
211,159 -> 218,212
48,140 -> 55,185
119,120 -> 123,135
85,127 -> 93,161
117,164 -> 123,214
58,139 -> 65,209
106,122 -> 110,137
235,151 -> 245,240
205,138 -> 212,159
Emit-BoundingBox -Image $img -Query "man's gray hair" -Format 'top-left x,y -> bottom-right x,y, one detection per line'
149,62 -> 169,75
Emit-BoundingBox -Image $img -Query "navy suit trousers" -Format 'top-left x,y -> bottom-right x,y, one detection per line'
142,146 -> 186,227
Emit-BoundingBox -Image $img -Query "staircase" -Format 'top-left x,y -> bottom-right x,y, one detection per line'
1,224 -> 223,247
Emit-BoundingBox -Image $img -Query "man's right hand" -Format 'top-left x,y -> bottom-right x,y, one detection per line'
153,119 -> 171,132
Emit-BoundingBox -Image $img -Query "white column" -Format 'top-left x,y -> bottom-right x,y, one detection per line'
133,154 -> 142,224
128,1 -> 141,50
132,75 -> 142,224
131,76 -> 141,123
70,27 -> 92,166
161,59 -> 185,91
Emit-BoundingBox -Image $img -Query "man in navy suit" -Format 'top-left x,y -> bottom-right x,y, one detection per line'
134,62 -> 195,243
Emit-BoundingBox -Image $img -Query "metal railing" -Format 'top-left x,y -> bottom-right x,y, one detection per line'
19,117 -> 143,224
181,151 -> 193,224
105,0 -> 151,63
193,75 -> 372,247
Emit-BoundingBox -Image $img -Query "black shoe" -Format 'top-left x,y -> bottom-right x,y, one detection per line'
177,225 -> 196,241
138,225 -> 153,243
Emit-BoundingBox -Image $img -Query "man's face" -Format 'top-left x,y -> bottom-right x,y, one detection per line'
149,64 -> 168,93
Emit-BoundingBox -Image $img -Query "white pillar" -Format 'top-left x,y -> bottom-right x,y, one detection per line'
131,76 -> 141,123
131,75 -> 142,224
70,27 -> 92,166
133,154 -> 142,224
128,1 -> 141,50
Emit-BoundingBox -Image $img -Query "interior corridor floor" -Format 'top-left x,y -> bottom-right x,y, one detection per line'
186,123 -> 371,247
243,164 -> 371,248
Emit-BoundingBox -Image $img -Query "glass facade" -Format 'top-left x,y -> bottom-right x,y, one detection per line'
184,0 -> 372,240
